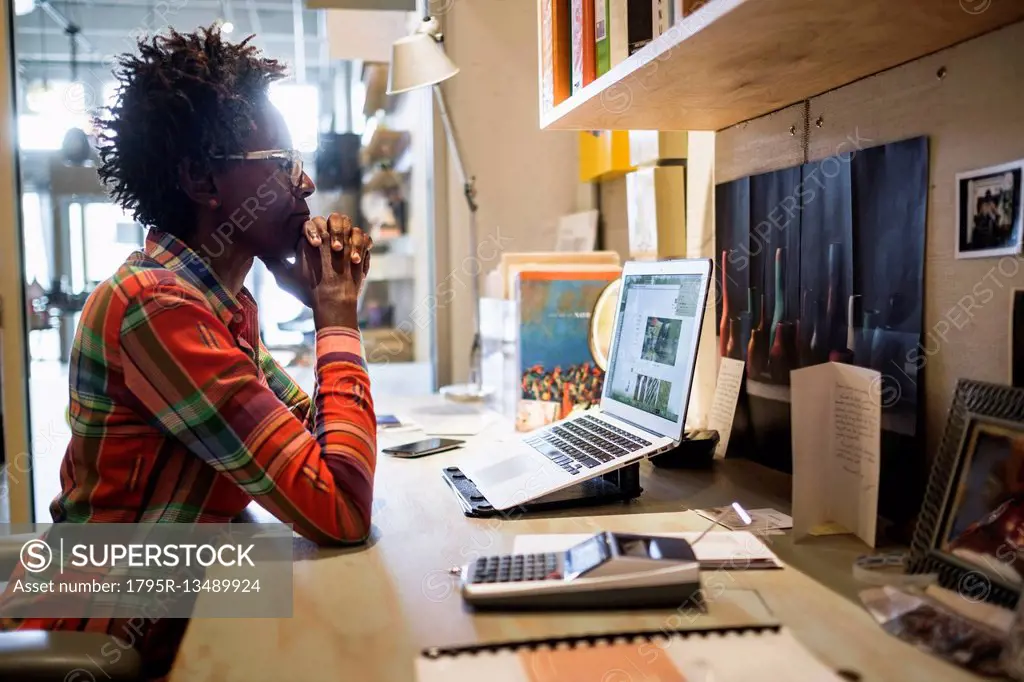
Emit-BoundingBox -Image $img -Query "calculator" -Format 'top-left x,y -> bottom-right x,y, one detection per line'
460,531 -> 700,610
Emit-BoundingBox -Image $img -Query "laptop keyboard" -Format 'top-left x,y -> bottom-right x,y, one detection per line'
524,414 -> 652,476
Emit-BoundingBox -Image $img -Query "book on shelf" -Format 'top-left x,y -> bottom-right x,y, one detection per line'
674,0 -> 709,22
595,0 -> 611,76
626,165 -> 686,259
654,0 -> 669,36
627,0 -> 654,55
609,0 -> 629,67
541,0 -> 572,110
570,0 -> 597,92
629,130 -> 689,166
515,268 -> 621,431
416,625 -> 850,681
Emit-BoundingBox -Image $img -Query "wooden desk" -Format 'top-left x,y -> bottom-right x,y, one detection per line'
170,397 -> 976,682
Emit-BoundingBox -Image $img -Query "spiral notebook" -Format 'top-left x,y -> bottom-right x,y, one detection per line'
416,625 -> 847,681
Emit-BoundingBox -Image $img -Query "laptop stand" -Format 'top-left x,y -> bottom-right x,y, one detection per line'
442,463 -> 642,518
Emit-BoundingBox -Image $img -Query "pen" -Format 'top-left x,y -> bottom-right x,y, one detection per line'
690,502 -> 752,545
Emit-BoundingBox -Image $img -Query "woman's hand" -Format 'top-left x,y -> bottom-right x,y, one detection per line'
263,213 -> 373,328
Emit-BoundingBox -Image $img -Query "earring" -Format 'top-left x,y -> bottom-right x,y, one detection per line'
209,198 -> 220,209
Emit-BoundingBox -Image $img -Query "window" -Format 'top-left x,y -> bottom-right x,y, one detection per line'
17,80 -> 118,151
268,82 -> 320,153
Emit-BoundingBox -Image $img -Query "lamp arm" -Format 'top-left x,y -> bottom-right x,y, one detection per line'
432,84 -> 476,212
431,83 -> 483,386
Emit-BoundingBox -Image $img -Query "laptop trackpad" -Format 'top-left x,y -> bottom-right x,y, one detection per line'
472,456 -> 536,487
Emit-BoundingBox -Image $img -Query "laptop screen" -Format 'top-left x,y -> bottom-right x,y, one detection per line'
602,271 -> 707,438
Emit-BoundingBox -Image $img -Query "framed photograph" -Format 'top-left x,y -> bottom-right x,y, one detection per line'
909,380 -> 1024,607
1013,290 -> 1024,388
955,160 -> 1024,259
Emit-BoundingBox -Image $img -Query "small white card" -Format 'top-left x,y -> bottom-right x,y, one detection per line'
554,210 -> 599,252
791,362 -> 881,547
708,358 -> 745,458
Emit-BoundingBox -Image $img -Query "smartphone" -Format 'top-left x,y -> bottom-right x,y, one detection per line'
376,414 -> 402,427
382,438 -> 465,458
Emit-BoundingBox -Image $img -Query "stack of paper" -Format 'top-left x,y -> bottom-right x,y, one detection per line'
497,251 -> 621,299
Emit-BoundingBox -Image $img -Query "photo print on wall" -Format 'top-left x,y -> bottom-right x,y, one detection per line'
956,159 -> 1024,260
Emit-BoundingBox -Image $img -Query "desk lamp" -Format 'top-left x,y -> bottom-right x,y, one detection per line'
388,16 -> 493,402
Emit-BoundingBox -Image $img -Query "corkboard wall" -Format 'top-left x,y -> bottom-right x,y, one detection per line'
715,20 -> 1024,461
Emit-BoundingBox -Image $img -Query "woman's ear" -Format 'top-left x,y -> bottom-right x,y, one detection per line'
178,159 -> 220,208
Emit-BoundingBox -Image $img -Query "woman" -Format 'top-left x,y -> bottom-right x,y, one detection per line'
0,25 -> 377,677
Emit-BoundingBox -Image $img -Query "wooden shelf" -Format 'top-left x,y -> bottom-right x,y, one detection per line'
539,0 -> 1024,131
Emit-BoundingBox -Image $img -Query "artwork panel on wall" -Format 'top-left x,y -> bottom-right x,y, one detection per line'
851,136 -> 929,435
799,156 -> 853,372
714,135 -> 929,523
714,176 -> 750,362
750,166 -> 802,387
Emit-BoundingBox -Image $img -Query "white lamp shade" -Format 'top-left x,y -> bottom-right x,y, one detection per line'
387,32 -> 459,95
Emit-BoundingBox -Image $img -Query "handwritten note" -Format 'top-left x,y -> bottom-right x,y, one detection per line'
791,363 -> 881,547
708,358 -> 745,459
834,383 -> 879,473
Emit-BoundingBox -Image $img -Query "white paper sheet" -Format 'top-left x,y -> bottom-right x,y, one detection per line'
554,210 -> 599,252
406,403 -> 497,436
791,362 -> 881,547
707,358 -> 745,458
512,531 -> 783,569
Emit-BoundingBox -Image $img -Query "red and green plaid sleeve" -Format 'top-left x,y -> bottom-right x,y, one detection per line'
120,284 -> 377,544
259,340 -> 316,430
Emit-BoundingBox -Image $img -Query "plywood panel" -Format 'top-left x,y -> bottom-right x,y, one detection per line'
0,0 -> 33,523
715,103 -> 804,184
714,21 -> 1024,462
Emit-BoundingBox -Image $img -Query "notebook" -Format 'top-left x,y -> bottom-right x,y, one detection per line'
416,625 -> 848,681
512,531 -> 784,570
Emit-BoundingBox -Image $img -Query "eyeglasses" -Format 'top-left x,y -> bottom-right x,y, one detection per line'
213,149 -> 305,188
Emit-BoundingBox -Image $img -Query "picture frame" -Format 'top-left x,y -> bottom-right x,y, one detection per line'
1012,289 -> 1024,388
908,379 -> 1024,608
955,159 -> 1024,260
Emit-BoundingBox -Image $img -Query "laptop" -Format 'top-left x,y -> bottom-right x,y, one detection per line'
456,258 -> 713,511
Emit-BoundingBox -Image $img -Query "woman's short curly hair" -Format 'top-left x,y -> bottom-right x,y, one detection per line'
95,25 -> 286,236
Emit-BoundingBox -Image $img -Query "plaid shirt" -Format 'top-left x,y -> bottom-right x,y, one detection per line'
0,230 -> 377,674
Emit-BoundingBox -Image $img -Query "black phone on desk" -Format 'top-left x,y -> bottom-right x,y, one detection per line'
383,438 -> 465,458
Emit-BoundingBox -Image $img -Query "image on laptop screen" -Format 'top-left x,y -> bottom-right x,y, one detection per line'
604,273 -> 705,426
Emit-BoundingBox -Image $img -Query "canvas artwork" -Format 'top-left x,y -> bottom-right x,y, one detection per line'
714,136 -> 929,522
516,270 -> 621,431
